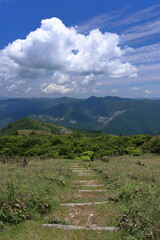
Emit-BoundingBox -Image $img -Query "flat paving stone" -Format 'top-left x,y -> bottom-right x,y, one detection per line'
75,184 -> 105,187
61,201 -> 108,206
76,172 -> 95,174
78,190 -> 107,192
70,168 -> 86,170
43,224 -> 117,231
72,170 -> 92,172
77,174 -> 97,176
75,180 -> 98,183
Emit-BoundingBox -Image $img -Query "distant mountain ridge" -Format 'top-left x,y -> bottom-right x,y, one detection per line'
0,96 -> 160,135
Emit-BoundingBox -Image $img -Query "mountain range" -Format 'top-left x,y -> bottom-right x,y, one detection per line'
0,96 -> 160,135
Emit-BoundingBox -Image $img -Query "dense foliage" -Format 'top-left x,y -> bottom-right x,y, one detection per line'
0,132 -> 159,162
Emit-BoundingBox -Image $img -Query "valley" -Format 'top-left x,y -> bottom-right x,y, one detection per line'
1,96 -> 160,135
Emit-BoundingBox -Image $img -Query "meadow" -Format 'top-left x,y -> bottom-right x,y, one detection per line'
0,133 -> 160,239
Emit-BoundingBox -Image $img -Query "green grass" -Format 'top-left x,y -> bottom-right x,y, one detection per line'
0,158 -> 72,228
0,157 -> 123,240
0,155 -> 160,240
0,118 -> 66,136
0,220 -> 122,240
84,154 -> 160,240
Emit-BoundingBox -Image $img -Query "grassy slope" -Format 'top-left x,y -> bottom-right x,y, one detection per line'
0,118 -> 67,135
0,118 -> 95,137
85,154 -> 160,239
1,154 -> 160,240
0,158 -> 121,240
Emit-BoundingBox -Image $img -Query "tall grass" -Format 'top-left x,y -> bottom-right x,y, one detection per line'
0,158 -> 72,229
85,154 -> 160,240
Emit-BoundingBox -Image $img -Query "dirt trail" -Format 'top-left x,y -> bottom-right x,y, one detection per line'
43,162 -> 117,231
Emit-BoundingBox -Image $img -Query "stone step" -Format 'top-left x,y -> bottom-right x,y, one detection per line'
75,180 -> 98,183
72,170 -> 92,172
76,172 -> 95,174
77,174 -> 97,176
43,224 -> 117,231
75,184 -> 105,187
61,201 -> 108,206
70,168 -> 86,170
78,190 -> 107,192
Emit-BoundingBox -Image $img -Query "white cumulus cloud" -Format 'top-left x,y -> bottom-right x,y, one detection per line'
51,72 -> 70,84
0,50 -> 17,81
41,82 -> 71,94
0,17 -> 137,95
6,17 -> 137,77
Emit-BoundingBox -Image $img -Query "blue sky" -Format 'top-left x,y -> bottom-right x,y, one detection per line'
0,0 -> 159,98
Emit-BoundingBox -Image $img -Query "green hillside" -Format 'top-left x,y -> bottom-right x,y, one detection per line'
0,118 -> 67,136
1,97 -> 160,135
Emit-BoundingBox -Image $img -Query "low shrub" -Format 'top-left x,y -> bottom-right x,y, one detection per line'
125,147 -> 142,156
80,155 -> 91,161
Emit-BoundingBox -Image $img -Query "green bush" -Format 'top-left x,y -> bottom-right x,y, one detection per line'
0,148 -> 14,157
149,137 -> 160,154
80,155 -> 91,161
82,151 -> 94,160
24,145 -> 42,157
125,147 -> 142,156
0,133 -> 159,161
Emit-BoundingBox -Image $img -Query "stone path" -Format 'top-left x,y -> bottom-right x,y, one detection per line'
43,224 -> 116,231
43,162 -> 117,231
78,189 -> 108,192
61,201 -> 109,206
